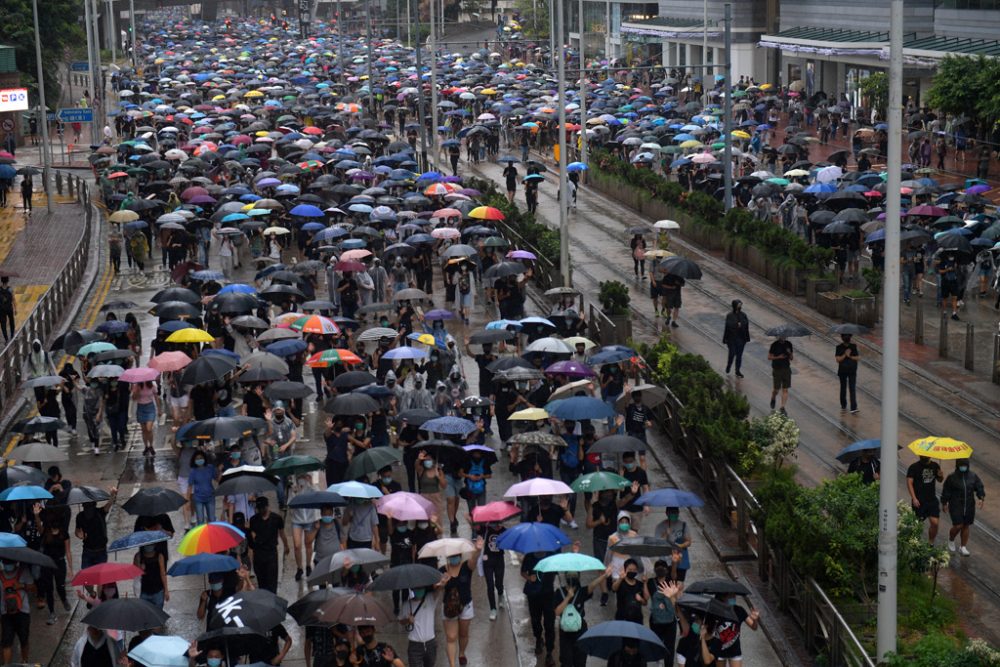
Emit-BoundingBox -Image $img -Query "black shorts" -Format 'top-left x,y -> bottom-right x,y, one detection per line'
949,507 -> 975,526
1,612 -> 29,648
663,290 -> 681,309
913,501 -> 940,520
772,366 -> 792,390
941,280 -> 960,298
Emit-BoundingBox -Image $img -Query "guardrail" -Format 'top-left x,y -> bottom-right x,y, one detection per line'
654,386 -> 875,667
493,218 -> 557,292
0,173 -> 93,416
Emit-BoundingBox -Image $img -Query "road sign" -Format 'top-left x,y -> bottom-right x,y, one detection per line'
1,119 -> 13,132
71,61 -> 90,73
0,88 -> 29,113
57,108 -> 94,123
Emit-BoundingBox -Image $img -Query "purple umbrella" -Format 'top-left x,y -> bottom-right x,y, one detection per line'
350,171 -> 375,180
966,184 -> 991,195
459,188 -> 481,196
188,194 -> 217,204
507,249 -> 537,261
544,360 -> 595,378
256,177 -> 281,187
424,309 -> 454,320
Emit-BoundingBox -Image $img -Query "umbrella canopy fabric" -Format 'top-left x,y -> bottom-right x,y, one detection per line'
495,522 -> 571,553
570,471 -> 631,493
470,502 -> 522,524
836,439 -> 882,463
368,564 -> 443,591
177,522 -> 246,555
326,480 -> 384,499
677,593 -> 739,621
577,621 -> 667,661
635,488 -> 705,508
288,491 -> 347,509
587,434 -> 648,454
123,487 -> 188,515
208,589 -> 288,633
71,562 -> 144,587
685,578 -> 751,596
344,447 -> 403,479
375,491 -> 436,521
504,478 -> 573,498
545,397 -> 616,421
535,552 -> 606,573
128,635 -> 191,667
108,530 -> 171,552
764,323 -> 811,337
609,536 -> 678,557
322,591 -> 395,626
417,538 -> 477,559
82,598 -> 170,631
907,436 -> 973,460
167,553 -> 241,577
0,546 -> 56,569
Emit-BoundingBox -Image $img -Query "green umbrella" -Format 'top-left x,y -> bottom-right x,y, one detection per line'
78,341 -> 117,356
345,447 -> 403,480
483,236 -> 510,248
570,471 -> 631,493
535,552 -> 606,574
265,455 -> 325,477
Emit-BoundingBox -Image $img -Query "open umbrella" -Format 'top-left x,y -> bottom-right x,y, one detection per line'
656,256 -> 702,279
0,546 -> 55,569
128,635 -> 191,667
345,447 -> 403,480
577,621 -> 667,661
167,553 -> 240,577
368,563 -> 443,591
570,471 -> 631,493
108,530 -> 171,553
10,441 -> 67,462
764,323 -> 811,337
836,439 -> 882,463
123,487 -> 188,516
308,548 -> 390,585
375,492 -> 436,521
907,436 -> 973,460
65,485 -> 112,504
323,591 -> 395,626
545,397 -> 616,421
685,578 -> 751,596
609,536 -> 678,557
177,416 -> 267,442
82,598 -> 170,631
418,538 -> 477,559
470,501 -> 522,524
214,469 -> 278,497
535,552 -> 606,573
677,593 -> 739,621
265,455 -> 325,477
635,488 -> 705,508
504,478 -> 573,498
587,434 -> 648,455
420,416 -> 478,436
326,480 -> 383,499
288,491 -> 347,509
208,589 -> 289,634
71,562 -> 143,587
495,522 -> 571,553
177,522 -> 246,556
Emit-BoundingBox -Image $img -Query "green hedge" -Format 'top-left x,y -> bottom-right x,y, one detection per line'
592,150 -> 834,270
466,177 -> 561,266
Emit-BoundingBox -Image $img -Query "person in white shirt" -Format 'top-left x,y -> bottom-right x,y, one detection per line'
398,587 -> 440,667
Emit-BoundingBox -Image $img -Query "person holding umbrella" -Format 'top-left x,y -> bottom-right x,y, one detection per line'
941,458 -> 986,556
676,610 -> 721,667
714,592 -> 760,667
553,562 -> 613,667
70,625 -> 119,667
440,536 -> 484,667
767,335 -> 794,414
847,449 -> 880,485
0,557 -> 33,664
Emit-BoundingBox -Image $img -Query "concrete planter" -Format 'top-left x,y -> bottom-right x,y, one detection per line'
817,291 -> 843,319
765,261 -> 781,286
843,294 -> 878,327
806,278 -> 837,309
745,246 -> 768,277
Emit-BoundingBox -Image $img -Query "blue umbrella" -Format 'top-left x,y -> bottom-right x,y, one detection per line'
202,348 -> 241,363
0,165 -> 16,179
353,384 -> 395,398
128,635 -> 190,667
191,270 -> 225,281
835,439 -> 882,463
382,346 -> 427,360
865,229 -> 886,244
167,553 -> 240,577
519,316 -> 556,329
495,522 -> 571,553
545,397 -> 616,421
578,621 -> 667,661
0,485 -> 53,502
588,348 -> 634,365
566,162 -> 589,172
326,481 -> 384,499
0,533 -> 27,548
108,530 -> 171,553
421,416 -> 478,436
290,204 -> 325,217
804,183 -> 836,194
97,320 -> 130,334
124,220 -> 149,231
218,284 -> 256,295
301,222 -> 326,232
635,488 -> 705,508
265,339 -> 308,357
158,320 -> 193,333
485,319 -> 523,331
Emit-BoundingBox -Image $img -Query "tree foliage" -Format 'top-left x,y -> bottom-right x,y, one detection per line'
859,71 -> 888,118
0,0 -> 85,109
925,55 -> 1000,139
513,0 -> 550,39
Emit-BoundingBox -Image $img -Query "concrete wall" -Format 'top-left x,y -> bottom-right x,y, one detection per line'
934,8 -> 1000,39
656,0 -> 766,30
778,0 -> 935,36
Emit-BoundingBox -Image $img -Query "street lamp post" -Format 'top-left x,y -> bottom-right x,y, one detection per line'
702,0 -> 709,107
32,0 -> 53,214
556,0 -> 570,287
429,0 -> 439,162
722,3 -> 732,210
578,0 -> 587,165
410,0 -> 430,171
129,0 -> 137,68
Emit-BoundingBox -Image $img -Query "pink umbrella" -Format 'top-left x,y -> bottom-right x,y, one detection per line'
375,492 -> 436,521
431,208 -> 461,219
119,367 -> 160,383
431,227 -> 461,240
148,351 -> 192,372
341,249 -> 372,261
471,501 -> 522,523
504,478 -> 574,498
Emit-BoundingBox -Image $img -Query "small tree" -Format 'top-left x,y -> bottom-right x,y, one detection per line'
513,0 -> 550,38
859,72 -> 889,119
598,280 -> 630,317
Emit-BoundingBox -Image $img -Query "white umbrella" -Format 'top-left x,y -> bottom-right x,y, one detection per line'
525,337 -> 572,354
816,165 -> 844,184
654,220 -> 680,230
504,478 -> 574,498
418,538 -> 476,559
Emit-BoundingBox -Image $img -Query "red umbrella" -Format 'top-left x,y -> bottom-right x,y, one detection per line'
171,261 -> 205,283
71,562 -> 143,587
906,204 -> 947,217
334,260 -> 366,273
471,501 -> 522,523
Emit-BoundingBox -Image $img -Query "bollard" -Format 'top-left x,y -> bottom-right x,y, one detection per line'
993,330 -> 1000,385
965,324 -> 975,372
55,172 -> 62,195
939,312 -> 949,358
914,298 -> 924,345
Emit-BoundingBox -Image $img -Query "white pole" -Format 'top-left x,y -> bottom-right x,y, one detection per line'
84,0 -> 99,146
877,0 -> 902,660
129,0 -> 137,69
722,3 -> 732,210
578,0 -> 587,165
429,0 -> 439,162
702,0 -> 708,107
32,0 -> 52,214
556,0 -> 570,287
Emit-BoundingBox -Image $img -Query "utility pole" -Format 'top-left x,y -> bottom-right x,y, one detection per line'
129,0 -> 137,69
84,0 -> 99,145
548,0 -> 555,66
32,0 -> 53,214
410,0 -> 429,170
877,0 -> 902,661
556,0 -> 570,287
429,0 -> 439,161
336,0 -> 345,81
365,0 -> 374,113
722,3 -> 732,210
108,0 -> 117,66
702,0 -> 709,107
577,0 -> 587,165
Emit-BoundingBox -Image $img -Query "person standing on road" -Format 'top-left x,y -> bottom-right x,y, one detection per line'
0,276 -> 15,343
767,336 -> 793,413
19,176 -> 32,214
835,334 -> 860,413
74,488 -> 117,569
503,163 -> 518,202
722,300 -> 750,378
941,458 -> 985,557
907,456 -> 943,543
399,586 -> 441,667
659,273 -> 684,328
847,450 -> 880,484
248,496 -> 289,593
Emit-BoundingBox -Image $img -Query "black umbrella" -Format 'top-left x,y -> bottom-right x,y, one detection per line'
259,284 -> 306,302
230,315 -> 270,330
11,416 -> 64,434
1,464 -> 46,487
288,491 -> 347,509
324,392 -> 381,416
208,589 -> 288,633
288,587 -> 355,626
393,409 -> 439,426
265,381 -> 315,400
323,591 -> 395,626
368,564 -> 443,592
151,300 -> 202,319
0,546 -> 56,569
151,287 -> 201,304
214,471 -> 279,497
51,329 -> 102,354
832,208 -> 867,224
486,356 -> 534,373
577,620 -> 667,662
655,256 -> 702,279
122,487 -> 188,515
808,210 -> 835,227
179,416 -> 267,441
587,434 -> 648,454
66,486 -> 111,505
468,329 -> 516,344
483,261 -> 525,280
609,536 -> 678,557
411,440 -> 469,467
213,292 -> 260,314
936,232 -> 973,255
677,593 -> 739,621
308,548 -> 390,586
82,598 -> 170,631
331,371 -> 377,391
23,375 -> 64,389
764,323 -> 811,337
180,355 -> 239,386
237,366 -> 286,383
829,323 -> 870,335
821,221 -> 856,236
685,578 -> 751,596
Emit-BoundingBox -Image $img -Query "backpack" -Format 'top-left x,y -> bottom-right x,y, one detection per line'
560,442 -> 579,470
1,573 -> 21,615
466,461 -> 485,496
443,585 -> 463,619
649,590 -> 675,624
458,273 -> 471,295
559,593 -> 583,632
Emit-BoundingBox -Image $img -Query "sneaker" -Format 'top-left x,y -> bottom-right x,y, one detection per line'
489,609 -> 498,621
948,541 -> 956,552
61,598 -> 70,612
535,638 -> 544,654
780,407 -> 787,415
497,599 -> 504,609
725,366 -> 731,374
735,372 -> 744,378
46,613 -> 57,625
93,447 -> 100,455
295,568 -> 304,581
671,320 -> 679,328
951,313 -> 960,321
450,520 -> 459,536
850,408 -> 859,414
305,566 -> 312,577
769,396 -> 776,410
600,592 -> 608,606
569,520 -> 579,529
960,546 -> 971,557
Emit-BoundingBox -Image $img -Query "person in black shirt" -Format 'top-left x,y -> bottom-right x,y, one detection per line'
722,299 -> 750,377
606,640 -> 645,667
907,456 -> 943,542
533,496 -> 573,527
847,450 -> 880,485
623,391 -> 652,443
676,613 -> 722,667
74,488 -> 117,569
478,522 -> 506,619
248,497 -> 289,593
612,558 -> 646,623
619,453 -> 650,526
767,337 -> 794,413
248,623 -> 293,665
521,551 -> 557,664
834,334 -> 860,413
353,625 -> 404,667
553,564 -> 612,667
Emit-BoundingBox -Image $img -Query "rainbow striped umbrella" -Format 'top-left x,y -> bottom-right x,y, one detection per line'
306,348 -> 364,368
177,522 -> 245,556
291,314 -> 341,335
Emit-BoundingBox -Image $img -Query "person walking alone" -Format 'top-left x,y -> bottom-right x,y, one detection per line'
907,456 -> 943,543
0,276 -> 15,343
941,458 -> 985,557
768,336 -> 793,413
722,300 -> 749,378
835,334 -> 860,413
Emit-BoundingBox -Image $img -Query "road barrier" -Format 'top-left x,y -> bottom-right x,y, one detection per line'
0,172 -> 93,416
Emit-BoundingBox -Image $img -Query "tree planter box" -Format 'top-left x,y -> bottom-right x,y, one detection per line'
843,294 -> 878,327
817,291 -> 843,319
806,278 -> 837,309
765,261 -> 781,286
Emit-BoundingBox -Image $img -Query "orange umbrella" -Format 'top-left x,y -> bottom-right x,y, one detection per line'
306,349 -> 364,367
468,206 -> 505,221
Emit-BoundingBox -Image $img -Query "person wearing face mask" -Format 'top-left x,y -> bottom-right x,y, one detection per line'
439,536 -> 484,667
375,466 -> 402,554
387,518 -> 417,613
70,625 -> 118,667
623,391 -> 653,444
605,512 -> 637,595
0,559 -> 32,664
722,299 -> 750,378
476,519 -> 507,621
353,624 -> 404,667
402,376 -> 434,412
906,456 -> 943,543
313,507 -> 343,569
654,508 -> 692,582
605,638 -> 644,667
458,448 -> 492,514
618,452 -> 650,529
290,473 -> 320,581
37,503 -> 72,625
75,488 -> 118,569
197,574 -> 229,629
846,449 -> 880,485
399,585 -> 440,667
187,451 -> 218,526
612,558 -> 647,623
264,401 -> 298,509
646,566 -> 682,665
676,612 -> 721,666
248,496 -> 289,593
186,642 -> 225,667
713,593 -> 760,667
554,564 -> 613,667
415,451 -> 446,520
587,489 -> 620,606
134,543 -> 169,609
941,458 -> 986,556
342,497 -> 381,551
521,548 -> 557,666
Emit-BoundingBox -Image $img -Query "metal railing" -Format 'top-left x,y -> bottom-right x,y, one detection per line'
0,173 -> 93,417
494,218 -> 557,292
654,384 -> 875,667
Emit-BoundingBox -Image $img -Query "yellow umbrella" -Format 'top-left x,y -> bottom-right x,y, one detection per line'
731,130 -> 751,140
244,90 -> 265,98
643,249 -> 673,259
109,210 -> 139,223
907,436 -> 973,460
679,140 -> 703,149
166,328 -> 216,344
411,333 -> 437,347
760,83 -> 774,91
510,408 -> 549,421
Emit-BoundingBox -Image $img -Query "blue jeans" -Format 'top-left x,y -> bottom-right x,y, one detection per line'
194,499 -> 216,525
141,590 -> 164,609
902,268 -> 914,302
